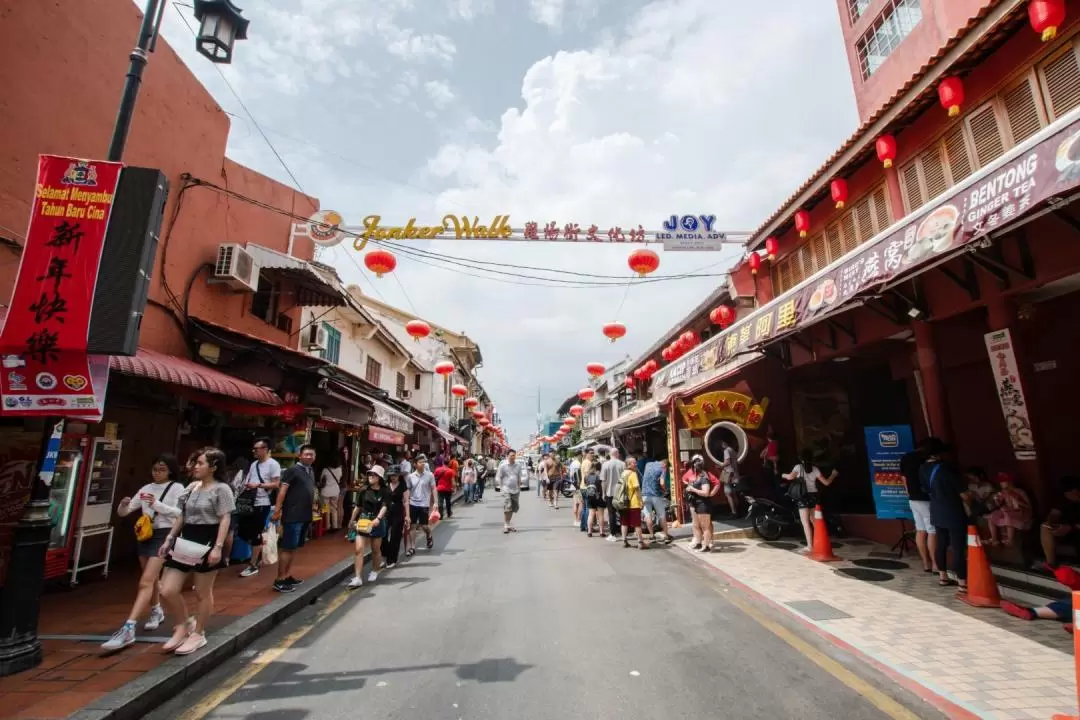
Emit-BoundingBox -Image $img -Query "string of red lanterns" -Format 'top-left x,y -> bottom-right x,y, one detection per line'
709,304 -> 735,328
405,319 -> 430,342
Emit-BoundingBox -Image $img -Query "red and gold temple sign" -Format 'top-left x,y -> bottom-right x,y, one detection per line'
675,391 -> 769,431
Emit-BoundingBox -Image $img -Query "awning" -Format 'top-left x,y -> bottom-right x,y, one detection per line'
110,347 -> 281,405
588,401 -> 664,438
245,244 -> 347,307
323,380 -> 414,434
655,105 -> 1080,402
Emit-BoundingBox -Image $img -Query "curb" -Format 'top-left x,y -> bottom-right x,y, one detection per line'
670,542 -> 981,720
69,491 -> 464,720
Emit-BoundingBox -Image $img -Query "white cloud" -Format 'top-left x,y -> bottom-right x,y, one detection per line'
448,0 -> 495,21
424,80 -> 457,108
528,0 -> 598,29
383,26 -> 458,65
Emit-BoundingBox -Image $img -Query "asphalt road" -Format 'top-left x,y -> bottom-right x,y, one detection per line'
149,488 -> 945,720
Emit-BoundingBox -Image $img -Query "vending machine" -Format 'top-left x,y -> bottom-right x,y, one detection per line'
43,433 -> 91,580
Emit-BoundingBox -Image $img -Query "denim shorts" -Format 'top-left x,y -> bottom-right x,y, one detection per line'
642,496 -> 667,522
279,522 -> 308,550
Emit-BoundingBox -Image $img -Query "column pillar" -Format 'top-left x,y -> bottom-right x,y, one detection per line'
985,295 -> 1049,513
885,165 -> 906,222
913,321 -> 952,442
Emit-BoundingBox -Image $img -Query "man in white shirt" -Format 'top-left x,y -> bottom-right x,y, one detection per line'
497,451 -> 525,534
239,438 -> 282,577
600,449 -> 626,541
406,454 -> 437,554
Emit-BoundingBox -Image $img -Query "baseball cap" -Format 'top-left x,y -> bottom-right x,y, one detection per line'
367,465 -> 385,479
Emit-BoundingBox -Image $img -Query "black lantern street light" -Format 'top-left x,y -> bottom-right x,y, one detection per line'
0,0 -> 249,678
194,0 -> 250,64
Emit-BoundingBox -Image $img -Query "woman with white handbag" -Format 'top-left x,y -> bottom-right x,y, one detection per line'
158,448 -> 236,655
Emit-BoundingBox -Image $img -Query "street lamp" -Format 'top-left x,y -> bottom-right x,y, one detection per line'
194,0 -> 250,64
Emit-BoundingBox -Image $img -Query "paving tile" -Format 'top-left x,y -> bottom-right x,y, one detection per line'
13,691 -> 104,719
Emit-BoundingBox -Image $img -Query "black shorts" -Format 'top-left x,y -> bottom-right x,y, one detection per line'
237,506 -> 271,546
692,500 -> 712,516
587,496 -> 607,510
409,505 -> 430,527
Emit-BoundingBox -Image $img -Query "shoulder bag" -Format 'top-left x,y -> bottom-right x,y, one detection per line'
235,463 -> 260,516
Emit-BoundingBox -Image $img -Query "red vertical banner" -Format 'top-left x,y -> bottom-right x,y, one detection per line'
0,156 -> 122,417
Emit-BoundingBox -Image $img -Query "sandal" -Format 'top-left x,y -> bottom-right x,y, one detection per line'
426,535 -> 434,549
938,578 -> 959,587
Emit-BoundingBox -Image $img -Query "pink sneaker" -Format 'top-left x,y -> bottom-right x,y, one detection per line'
162,625 -> 188,652
174,632 -> 207,655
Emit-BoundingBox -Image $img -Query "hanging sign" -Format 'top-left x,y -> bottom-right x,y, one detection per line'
864,425 -> 915,520
368,426 -> 405,445
0,156 -> 121,418
675,391 -> 769,431
984,328 -> 1036,460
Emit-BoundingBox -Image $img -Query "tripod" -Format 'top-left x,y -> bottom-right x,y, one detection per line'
891,518 -> 916,557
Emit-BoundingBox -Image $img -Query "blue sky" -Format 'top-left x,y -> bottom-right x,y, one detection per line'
155,0 -> 859,444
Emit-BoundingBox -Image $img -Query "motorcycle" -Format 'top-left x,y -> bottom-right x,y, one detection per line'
745,493 -> 799,541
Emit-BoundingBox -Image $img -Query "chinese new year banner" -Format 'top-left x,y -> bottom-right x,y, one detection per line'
0,155 -> 122,418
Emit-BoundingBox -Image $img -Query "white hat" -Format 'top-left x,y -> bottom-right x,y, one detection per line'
368,465 -> 385,479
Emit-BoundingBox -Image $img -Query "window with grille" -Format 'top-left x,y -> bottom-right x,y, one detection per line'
414,373 -> 421,390
856,0 -> 922,78
366,356 -> 382,386
320,323 -> 341,364
847,0 -> 871,24
396,372 -> 406,397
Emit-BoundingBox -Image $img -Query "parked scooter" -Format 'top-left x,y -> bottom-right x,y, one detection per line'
745,493 -> 799,541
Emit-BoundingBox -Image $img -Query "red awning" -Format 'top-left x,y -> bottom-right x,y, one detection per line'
110,347 -> 281,406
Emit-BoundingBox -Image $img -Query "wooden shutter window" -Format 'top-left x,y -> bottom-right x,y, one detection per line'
967,104 -> 1006,168
920,147 -> 948,201
839,212 -> 859,254
943,125 -> 973,186
1002,77 -> 1045,145
799,243 -> 816,276
810,233 -> 828,270
901,161 -> 924,213
825,222 -> 844,264
1040,45 -> 1080,119
871,185 -> 891,233
853,197 -> 875,245
777,258 -> 792,292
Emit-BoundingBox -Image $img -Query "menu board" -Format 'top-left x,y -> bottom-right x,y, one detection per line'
79,438 -> 122,529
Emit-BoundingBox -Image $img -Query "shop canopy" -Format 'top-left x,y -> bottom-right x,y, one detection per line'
110,346 -> 281,405
245,243 -> 348,307
323,379 -> 414,434
653,104 -> 1080,403
586,400 -> 663,439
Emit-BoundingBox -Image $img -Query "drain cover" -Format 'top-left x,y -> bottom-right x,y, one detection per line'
852,558 -> 910,570
785,600 -> 854,621
835,567 -> 894,582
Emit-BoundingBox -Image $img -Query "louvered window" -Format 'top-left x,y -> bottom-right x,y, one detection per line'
966,103 -> 1006,168
943,125 -> 973,185
810,234 -> 828,272
1039,43 -> 1080,119
1002,76 -> 1046,145
871,186 -> 891,232
825,223 -> 844,263
839,212 -> 859,254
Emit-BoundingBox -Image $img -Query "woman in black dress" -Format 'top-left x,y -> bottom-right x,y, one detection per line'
382,465 -> 410,568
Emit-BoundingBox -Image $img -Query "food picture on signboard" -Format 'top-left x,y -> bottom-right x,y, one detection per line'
807,278 -> 838,313
908,204 -> 960,264
1055,129 -> 1080,183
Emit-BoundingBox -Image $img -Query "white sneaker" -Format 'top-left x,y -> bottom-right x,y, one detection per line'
145,605 -> 165,631
239,565 -> 259,578
101,623 -> 136,651
366,570 -> 379,583
606,535 -> 618,542
347,576 -> 363,589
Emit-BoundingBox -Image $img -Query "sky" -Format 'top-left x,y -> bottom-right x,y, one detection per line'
153,0 -> 859,446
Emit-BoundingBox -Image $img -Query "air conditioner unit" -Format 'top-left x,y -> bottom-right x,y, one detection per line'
211,244 -> 260,292
399,390 -> 412,400
307,324 -> 329,352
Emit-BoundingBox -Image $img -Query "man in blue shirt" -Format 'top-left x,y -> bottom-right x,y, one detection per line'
641,458 -> 673,544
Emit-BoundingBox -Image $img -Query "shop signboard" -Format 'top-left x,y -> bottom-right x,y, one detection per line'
79,438 -> 121,529
655,112 -> 1080,401
0,156 -> 121,419
372,402 -> 413,434
368,426 -> 405,445
863,425 -> 914,521
984,328 -> 1035,460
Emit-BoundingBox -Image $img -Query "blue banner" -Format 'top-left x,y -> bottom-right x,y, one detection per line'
863,425 -> 914,520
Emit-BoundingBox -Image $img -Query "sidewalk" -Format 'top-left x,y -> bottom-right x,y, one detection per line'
0,495 -> 460,720
676,536 -> 1075,719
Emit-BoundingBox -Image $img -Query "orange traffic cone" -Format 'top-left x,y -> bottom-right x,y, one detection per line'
809,505 -> 840,562
959,525 -> 1000,608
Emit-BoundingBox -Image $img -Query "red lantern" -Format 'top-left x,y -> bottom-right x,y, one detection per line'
710,305 -> 735,328
624,376 -> 635,389
405,319 -> 430,342
662,346 -> 673,361
451,383 -> 468,397
434,360 -> 455,376
559,424 -> 570,432
875,134 -> 897,169
464,397 -> 479,409
479,418 -> 491,427
586,362 -> 605,377
564,417 -> 577,427
628,249 -> 660,277
764,236 -> 779,260
1029,0 -> 1066,41
748,252 -> 762,275
793,210 -> 810,238
602,321 -> 627,343
578,387 -> 595,401
473,410 -> 486,420
364,248 -> 396,277
938,77 -> 965,117
569,404 -> 584,417
830,179 -> 849,210
646,359 -> 658,374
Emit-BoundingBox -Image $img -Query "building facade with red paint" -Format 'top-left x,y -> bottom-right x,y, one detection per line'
642,0 -> 1080,560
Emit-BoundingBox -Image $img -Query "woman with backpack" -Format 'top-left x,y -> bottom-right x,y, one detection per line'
101,453 -> 185,651
615,454 -> 648,549
585,463 -> 607,537
782,449 -> 834,549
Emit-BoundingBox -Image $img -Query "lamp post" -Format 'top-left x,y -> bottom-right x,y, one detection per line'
0,0 -> 248,677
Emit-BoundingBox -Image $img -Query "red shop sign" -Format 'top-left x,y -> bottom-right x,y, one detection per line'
368,425 -> 404,445
0,156 -> 121,418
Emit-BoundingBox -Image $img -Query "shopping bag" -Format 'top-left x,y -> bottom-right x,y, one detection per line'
428,509 -> 441,525
261,523 -> 279,565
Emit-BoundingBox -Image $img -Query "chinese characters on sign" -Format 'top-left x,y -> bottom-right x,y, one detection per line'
0,156 -> 121,418
984,329 -> 1035,460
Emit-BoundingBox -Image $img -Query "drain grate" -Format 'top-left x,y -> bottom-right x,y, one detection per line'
785,600 -> 854,621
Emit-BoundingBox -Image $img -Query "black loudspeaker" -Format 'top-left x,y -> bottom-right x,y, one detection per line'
87,167 -> 169,356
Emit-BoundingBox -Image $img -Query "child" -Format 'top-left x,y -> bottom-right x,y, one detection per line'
988,472 -> 1032,547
